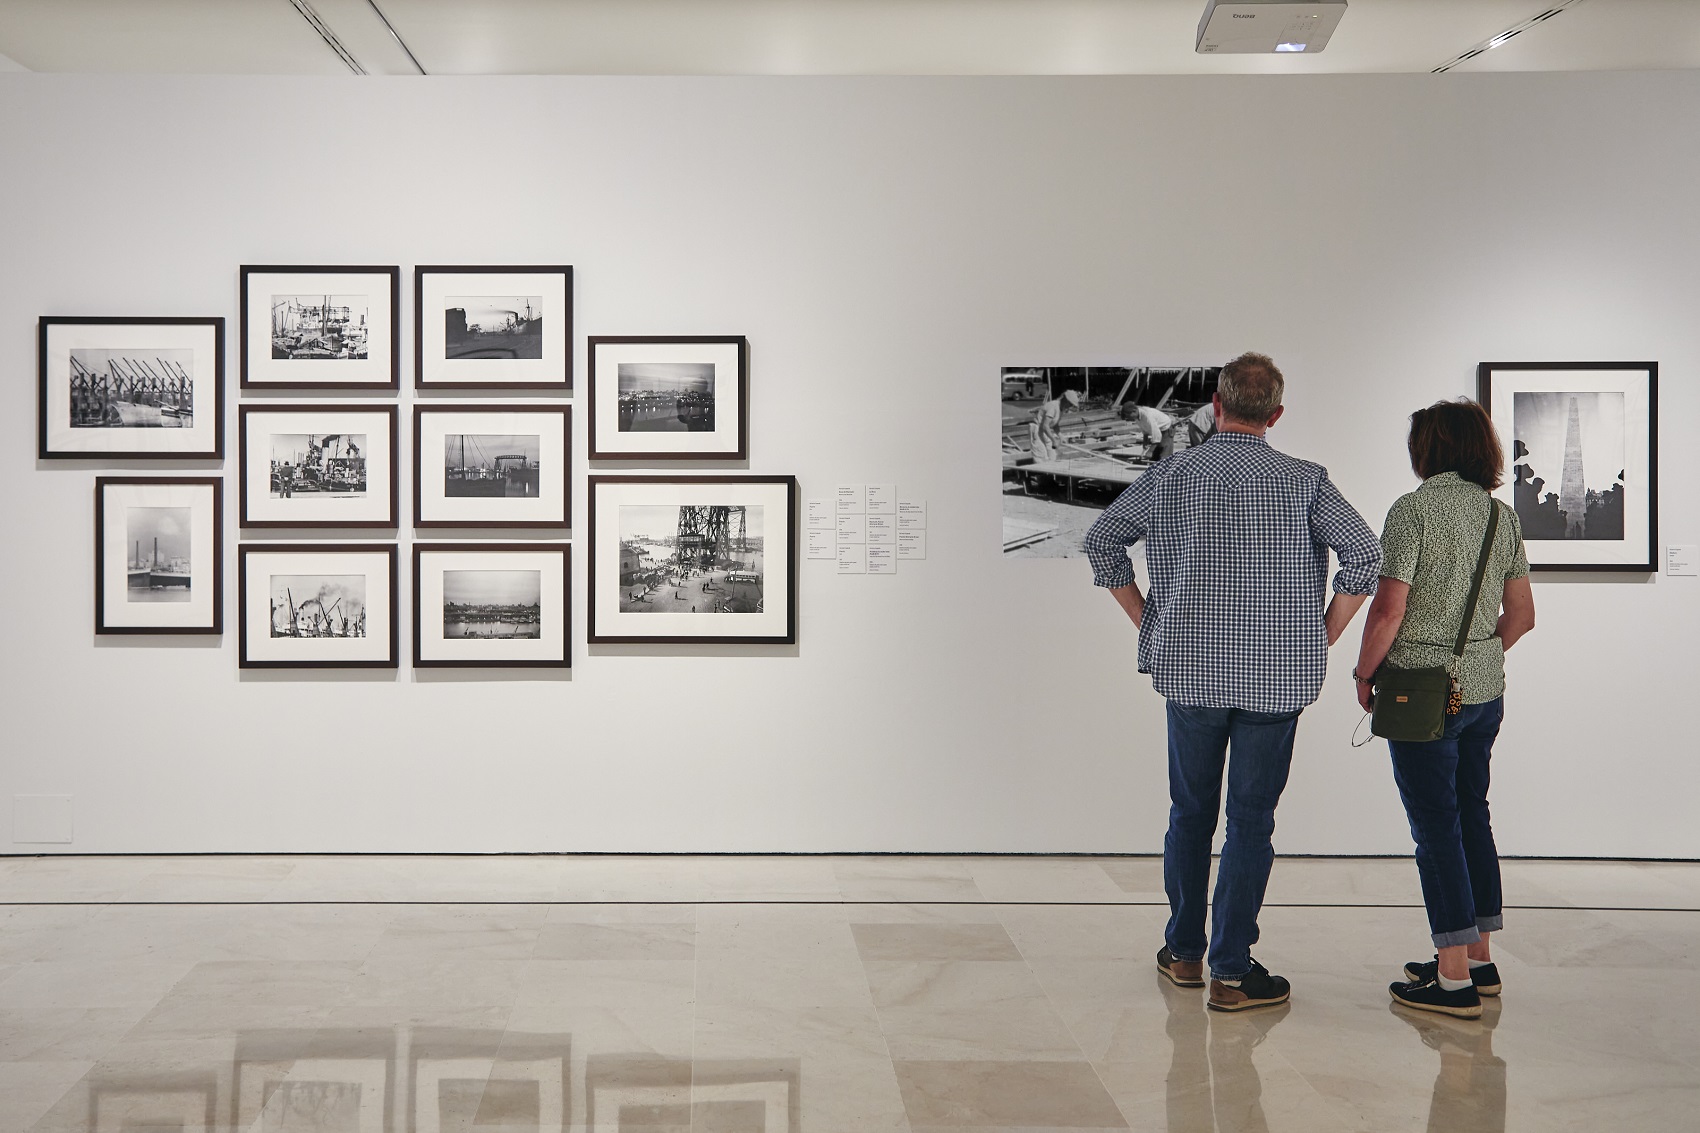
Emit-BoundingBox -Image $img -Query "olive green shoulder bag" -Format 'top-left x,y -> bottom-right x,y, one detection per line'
1370,498 -> 1501,743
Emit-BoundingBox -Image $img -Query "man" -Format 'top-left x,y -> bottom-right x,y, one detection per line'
1083,352 -> 1381,1012
1028,388 -> 1081,462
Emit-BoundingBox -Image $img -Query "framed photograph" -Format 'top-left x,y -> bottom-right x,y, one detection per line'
240,404 -> 398,529
95,477 -> 223,635
240,265 -> 400,389
38,316 -> 224,460
588,475 -> 797,644
238,544 -> 398,669
415,265 -> 572,389
414,543 -> 570,668
588,335 -> 748,460
413,405 -> 570,529
1478,362 -> 1658,572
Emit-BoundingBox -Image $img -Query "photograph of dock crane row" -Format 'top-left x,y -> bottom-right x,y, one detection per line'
1513,391 -> 1626,541
269,575 -> 366,638
619,505 -> 764,613
1002,366 -> 1221,558
270,434 -> 368,498
443,570 -> 542,639
618,362 -> 715,432
68,348 -> 193,429
444,295 -> 543,360
125,507 -> 191,603
443,434 -> 541,498
271,295 -> 369,360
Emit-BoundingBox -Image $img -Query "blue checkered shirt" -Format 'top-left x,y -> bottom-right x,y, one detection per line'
1083,432 -> 1382,712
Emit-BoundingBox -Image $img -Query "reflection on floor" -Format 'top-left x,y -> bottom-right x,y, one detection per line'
0,854 -> 1695,1130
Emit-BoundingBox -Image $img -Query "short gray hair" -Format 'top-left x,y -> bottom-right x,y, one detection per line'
1218,352 -> 1285,423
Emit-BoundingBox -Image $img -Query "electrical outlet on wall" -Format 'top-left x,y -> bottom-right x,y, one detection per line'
13,795 -> 73,843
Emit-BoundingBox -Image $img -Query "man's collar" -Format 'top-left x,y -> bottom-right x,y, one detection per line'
1209,430 -> 1269,445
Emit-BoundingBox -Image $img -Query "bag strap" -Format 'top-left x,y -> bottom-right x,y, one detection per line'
1452,497 -> 1501,658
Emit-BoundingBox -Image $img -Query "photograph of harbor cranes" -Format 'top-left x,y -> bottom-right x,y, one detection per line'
443,570 -> 542,639
444,296 -> 543,360
68,348 -> 193,429
617,362 -> 715,432
125,507 -> 191,603
269,575 -> 366,639
444,434 -> 540,498
618,504 -> 764,614
270,295 -> 369,360
270,434 -> 367,498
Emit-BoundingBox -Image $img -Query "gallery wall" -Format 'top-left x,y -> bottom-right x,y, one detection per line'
2,71 -> 1696,856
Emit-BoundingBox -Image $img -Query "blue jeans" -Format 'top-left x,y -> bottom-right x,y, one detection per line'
1163,701 -> 1300,981
1388,698 -> 1506,949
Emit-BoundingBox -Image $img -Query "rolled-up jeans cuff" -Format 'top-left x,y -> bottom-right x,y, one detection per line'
1431,925 -> 1482,949
1477,914 -> 1503,934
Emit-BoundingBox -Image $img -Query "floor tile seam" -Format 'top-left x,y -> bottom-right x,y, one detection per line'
848,935 -> 924,1131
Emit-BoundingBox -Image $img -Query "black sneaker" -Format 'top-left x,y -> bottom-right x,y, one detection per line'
1390,976 -> 1483,1019
1403,957 -> 1502,996
1208,958 -> 1290,1012
1158,946 -> 1205,988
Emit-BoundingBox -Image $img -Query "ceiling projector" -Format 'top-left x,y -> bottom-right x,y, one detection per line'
1196,0 -> 1347,54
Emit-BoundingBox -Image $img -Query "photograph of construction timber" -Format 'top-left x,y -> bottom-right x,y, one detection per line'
618,362 -> 715,432
68,348 -> 193,428
125,507 -> 191,603
270,295 -> 369,360
444,434 -> 541,498
1001,365 -> 1220,558
269,574 -> 366,638
443,570 -> 542,639
619,505 -> 764,614
270,434 -> 367,498
445,296 -> 543,359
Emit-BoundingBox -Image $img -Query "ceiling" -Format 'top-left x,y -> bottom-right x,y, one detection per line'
0,0 -> 1695,77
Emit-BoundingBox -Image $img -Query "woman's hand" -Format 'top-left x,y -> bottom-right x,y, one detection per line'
1355,676 -> 1374,713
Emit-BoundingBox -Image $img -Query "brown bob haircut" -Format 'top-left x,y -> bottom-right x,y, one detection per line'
1408,399 -> 1504,490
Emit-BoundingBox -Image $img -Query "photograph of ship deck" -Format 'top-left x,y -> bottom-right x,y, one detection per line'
617,362 -> 715,432
619,504 -> 763,613
444,296 -> 543,360
69,348 -> 193,428
125,507 -> 191,603
269,575 -> 366,638
1001,366 -> 1219,558
443,569 -> 542,639
444,434 -> 541,498
271,294 -> 370,360
271,434 -> 368,498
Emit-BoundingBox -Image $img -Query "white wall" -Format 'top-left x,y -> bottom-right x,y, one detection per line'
2,72 -> 1695,856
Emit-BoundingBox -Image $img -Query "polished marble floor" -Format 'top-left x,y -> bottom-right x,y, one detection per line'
0,854 -> 1696,1131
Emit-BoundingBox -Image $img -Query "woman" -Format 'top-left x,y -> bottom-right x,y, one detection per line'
1354,399 -> 1537,1019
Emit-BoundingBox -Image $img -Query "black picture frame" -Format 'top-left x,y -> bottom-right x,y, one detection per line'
413,543 -> 572,669
1477,361 -> 1658,573
238,543 -> 400,669
94,476 -> 223,636
588,474 -> 798,645
414,265 -> 573,390
239,264 -> 401,390
38,316 -> 225,460
412,404 -> 571,530
238,404 -> 400,530
587,335 -> 749,461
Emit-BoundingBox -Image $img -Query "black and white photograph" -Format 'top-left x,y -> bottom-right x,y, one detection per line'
414,406 -> 569,529
589,336 -> 748,460
39,317 -> 224,459
444,433 -> 541,498
240,545 -> 397,668
95,477 -> 222,635
1001,365 -> 1220,558
1481,362 -> 1658,571
445,295 -> 544,359
240,405 -> 398,528
589,475 -> 796,644
617,504 -> 765,614
415,266 -> 571,388
414,544 -> 570,667
241,266 -> 399,389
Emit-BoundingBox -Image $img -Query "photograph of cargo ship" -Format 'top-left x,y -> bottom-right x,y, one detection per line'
271,295 -> 370,360
444,296 -> 544,360
125,507 -> 191,603
443,569 -> 542,639
269,574 -> 366,638
618,504 -> 763,614
617,362 -> 715,433
444,434 -> 541,498
68,348 -> 193,429
270,434 -> 368,498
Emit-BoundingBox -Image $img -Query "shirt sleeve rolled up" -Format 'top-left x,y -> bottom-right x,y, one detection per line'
1311,472 -> 1383,595
1082,468 -> 1157,589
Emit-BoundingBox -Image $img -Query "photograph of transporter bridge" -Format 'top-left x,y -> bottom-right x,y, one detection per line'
619,505 -> 764,614
271,295 -> 369,360
444,434 -> 541,498
68,348 -> 193,428
1001,366 -> 1220,558
271,434 -> 367,498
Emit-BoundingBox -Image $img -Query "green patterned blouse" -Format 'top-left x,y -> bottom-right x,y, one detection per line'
1379,472 -> 1531,704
